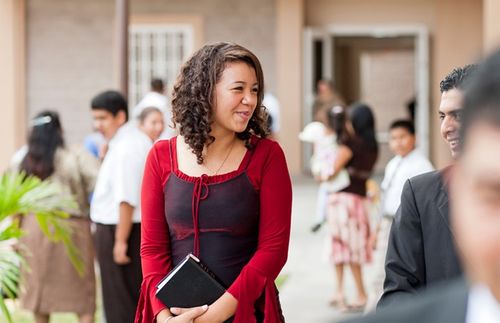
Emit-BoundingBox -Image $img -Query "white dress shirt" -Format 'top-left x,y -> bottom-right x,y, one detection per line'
381,149 -> 434,217
90,123 -> 152,224
466,284 -> 500,323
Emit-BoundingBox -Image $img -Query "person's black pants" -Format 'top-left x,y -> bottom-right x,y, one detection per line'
95,223 -> 142,323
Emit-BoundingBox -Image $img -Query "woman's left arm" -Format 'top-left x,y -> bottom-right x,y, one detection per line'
228,141 -> 292,321
193,141 -> 292,323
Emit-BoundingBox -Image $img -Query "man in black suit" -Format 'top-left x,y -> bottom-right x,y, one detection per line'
345,48 -> 500,323
377,65 -> 477,307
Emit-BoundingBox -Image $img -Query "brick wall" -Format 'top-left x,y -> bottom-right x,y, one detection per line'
26,0 -> 277,145
131,0 -> 277,94
27,0 -> 115,145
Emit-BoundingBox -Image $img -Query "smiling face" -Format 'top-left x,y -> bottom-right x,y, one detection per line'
139,109 -> 165,141
211,62 -> 259,136
451,122 -> 500,300
91,109 -> 126,140
439,88 -> 464,159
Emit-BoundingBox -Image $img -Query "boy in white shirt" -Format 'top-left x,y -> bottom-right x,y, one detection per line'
366,119 -> 434,311
90,90 -> 151,323
379,120 -> 434,221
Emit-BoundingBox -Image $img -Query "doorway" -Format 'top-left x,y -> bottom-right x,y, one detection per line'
303,25 -> 429,174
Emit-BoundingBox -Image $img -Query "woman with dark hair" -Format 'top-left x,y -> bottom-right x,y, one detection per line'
326,103 -> 378,311
14,110 -> 99,323
135,42 -> 292,323
138,107 -> 165,142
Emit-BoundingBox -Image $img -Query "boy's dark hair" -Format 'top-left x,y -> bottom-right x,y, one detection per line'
90,90 -> 128,121
151,78 -> 164,92
439,64 -> 477,93
389,119 -> 415,135
461,50 -> 500,148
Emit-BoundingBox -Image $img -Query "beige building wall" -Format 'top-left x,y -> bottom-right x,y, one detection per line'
131,0 -> 277,94
26,0 -> 115,145
360,49 -> 416,173
303,0 -> 483,168
25,0 -> 277,149
6,0 -> 495,175
483,0 -> 500,53
306,0 -> 436,28
0,0 -> 26,171
432,0 -> 483,167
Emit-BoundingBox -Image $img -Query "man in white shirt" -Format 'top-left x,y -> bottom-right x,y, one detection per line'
90,90 -> 151,323
133,78 -> 175,139
366,119 -> 433,310
343,46 -> 500,323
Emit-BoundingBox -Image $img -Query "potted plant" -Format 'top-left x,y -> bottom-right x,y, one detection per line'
0,171 -> 83,323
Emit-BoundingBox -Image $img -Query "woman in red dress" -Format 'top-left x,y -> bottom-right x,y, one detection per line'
135,42 -> 292,323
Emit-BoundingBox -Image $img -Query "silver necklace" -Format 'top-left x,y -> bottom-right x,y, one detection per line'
204,139 -> 236,175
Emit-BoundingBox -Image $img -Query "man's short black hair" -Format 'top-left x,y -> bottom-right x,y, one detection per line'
440,64 -> 477,93
461,50 -> 500,147
389,119 -> 415,135
90,90 -> 128,121
151,78 -> 164,92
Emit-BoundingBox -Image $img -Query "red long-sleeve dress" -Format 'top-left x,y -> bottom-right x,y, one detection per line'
135,136 -> 292,323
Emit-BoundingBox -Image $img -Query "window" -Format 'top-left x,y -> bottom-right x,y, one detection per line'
129,24 -> 193,107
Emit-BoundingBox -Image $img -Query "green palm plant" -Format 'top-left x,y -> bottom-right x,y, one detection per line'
0,171 -> 83,323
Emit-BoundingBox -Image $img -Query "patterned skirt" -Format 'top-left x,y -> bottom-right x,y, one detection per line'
326,192 -> 372,265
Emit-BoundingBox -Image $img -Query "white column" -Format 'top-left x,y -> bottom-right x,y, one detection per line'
483,0 -> 500,53
0,0 -> 26,171
276,0 -> 304,175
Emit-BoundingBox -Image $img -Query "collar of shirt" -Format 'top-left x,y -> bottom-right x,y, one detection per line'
399,148 -> 422,162
466,283 -> 500,323
108,122 -> 137,148
382,149 -> 425,188
381,148 -> 434,216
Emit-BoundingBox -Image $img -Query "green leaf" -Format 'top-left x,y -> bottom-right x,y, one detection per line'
0,292 -> 12,323
0,171 -> 85,320
0,222 -> 23,241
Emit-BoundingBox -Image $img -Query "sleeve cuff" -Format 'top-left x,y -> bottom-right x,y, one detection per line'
135,277 -> 167,323
228,265 -> 282,323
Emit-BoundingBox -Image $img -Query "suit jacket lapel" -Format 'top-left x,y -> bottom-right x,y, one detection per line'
437,179 -> 454,236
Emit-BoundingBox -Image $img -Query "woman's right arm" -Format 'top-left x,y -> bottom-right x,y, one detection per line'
137,143 -> 173,322
141,143 -> 212,323
332,144 -> 353,175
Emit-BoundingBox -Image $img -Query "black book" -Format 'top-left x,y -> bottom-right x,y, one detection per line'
156,253 -> 226,308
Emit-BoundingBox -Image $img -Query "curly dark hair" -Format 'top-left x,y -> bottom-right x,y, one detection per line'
439,64 -> 477,93
171,42 -> 269,164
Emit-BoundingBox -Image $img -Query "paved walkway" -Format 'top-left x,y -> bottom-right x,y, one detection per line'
279,177 -> 380,323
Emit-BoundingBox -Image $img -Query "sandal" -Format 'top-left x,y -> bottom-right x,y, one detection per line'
329,295 -> 346,308
346,300 -> 367,312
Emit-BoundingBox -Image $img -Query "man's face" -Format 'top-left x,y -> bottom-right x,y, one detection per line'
91,109 -> 125,140
389,127 -> 416,157
439,88 -> 464,159
451,122 -> 500,300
